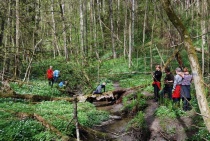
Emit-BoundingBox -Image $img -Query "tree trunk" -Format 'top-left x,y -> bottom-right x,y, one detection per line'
109,0 -> 116,58
51,0 -> 61,57
73,95 -> 80,141
79,0 -> 84,60
142,0 -> 148,72
161,0 -> 210,132
15,0 -> 20,78
200,0 -> 208,76
97,0 -> 105,49
123,0 -> 128,57
128,16 -> 131,68
59,0 -> 68,59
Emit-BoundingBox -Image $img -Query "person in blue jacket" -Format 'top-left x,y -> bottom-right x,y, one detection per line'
59,81 -> 67,88
53,70 -> 60,82
93,82 -> 106,94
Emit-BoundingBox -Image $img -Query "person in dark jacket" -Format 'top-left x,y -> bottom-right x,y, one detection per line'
160,67 -> 174,102
152,65 -> 162,102
93,82 -> 106,94
180,67 -> 193,111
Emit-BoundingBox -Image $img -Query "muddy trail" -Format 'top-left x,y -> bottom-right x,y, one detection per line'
82,81 -> 196,141
86,82 -> 163,141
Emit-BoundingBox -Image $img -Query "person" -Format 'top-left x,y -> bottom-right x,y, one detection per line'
180,67 -> 193,111
46,66 -> 54,87
53,70 -> 60,82
172,67 -> 183,104
160,67 -> 174,101
59,81 -> 67,88
152,65 -> 162,102
93,82 -> 106,94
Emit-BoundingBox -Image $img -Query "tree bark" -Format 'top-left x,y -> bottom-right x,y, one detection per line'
15,0 -> 20,78
59,0 -> 68,59
161,0 -> 210,132
123,0 -> 128,57
51,0 -> 61,57
109,0 -> 116,59
79,0 -> 84,60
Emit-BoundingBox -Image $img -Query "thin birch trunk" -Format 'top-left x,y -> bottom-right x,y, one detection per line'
2,0 -> 11,81
15,0 -> 20,78
51,0 -> 61,57
142,0 -> 148,72
128,7 -> 132,68
73,95 -> 80,141
123,0 -> 128,57
79,0 -> 84,60
60,0 -> 68,59
97,0 -> 105,49
109,0 -> 116,58
201,0 -> 207,76
23,39 -> 42,82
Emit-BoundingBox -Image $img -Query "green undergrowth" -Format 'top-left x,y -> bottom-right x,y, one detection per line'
10,80 -> 64,97
0,98 -> 109,140
127,111 -> 146,129
122,93 -> 147,115
155,99 -> 187,119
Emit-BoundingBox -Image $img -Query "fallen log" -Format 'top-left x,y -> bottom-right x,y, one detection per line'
84,84 -> 149,103
0,90 -> 74,102
33,113 -> 76,141
0,84 -> 148,103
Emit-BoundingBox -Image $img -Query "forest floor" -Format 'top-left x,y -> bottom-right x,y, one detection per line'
92,82 -> 196,141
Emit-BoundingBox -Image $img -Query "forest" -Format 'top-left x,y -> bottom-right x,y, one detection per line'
0,0 -> 210,140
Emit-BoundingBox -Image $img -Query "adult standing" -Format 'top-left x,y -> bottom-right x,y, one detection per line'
46,66 -> 54,87
160,67 -> 174,101
53,69 -> 60,82
172,67 -> 182,103
180,67 -> 193,111
152,65 -> 162,102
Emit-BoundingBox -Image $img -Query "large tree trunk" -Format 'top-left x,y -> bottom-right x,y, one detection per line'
161,0 -> 210,132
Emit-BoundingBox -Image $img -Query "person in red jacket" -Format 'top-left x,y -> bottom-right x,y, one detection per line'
47,66 -> 54,87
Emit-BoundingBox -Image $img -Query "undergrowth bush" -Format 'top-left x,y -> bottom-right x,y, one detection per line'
155,105 -> 186,119
127,111 -> 146,129
123,93 -> 147,114
10,81 -> 63,97
0,99 -> 109,140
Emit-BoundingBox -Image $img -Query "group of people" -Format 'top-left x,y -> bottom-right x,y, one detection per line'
152,65 -> 193,111
46,66 -> 67,88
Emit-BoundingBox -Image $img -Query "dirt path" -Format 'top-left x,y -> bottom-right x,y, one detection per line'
93,83 -> 195,141
144,100 -> 166,141
141,91 -> 165,141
